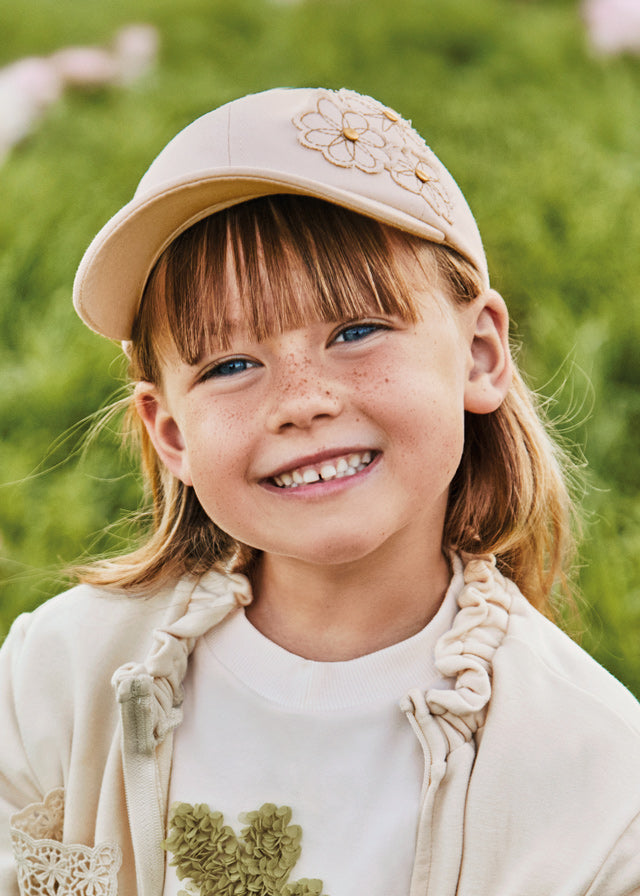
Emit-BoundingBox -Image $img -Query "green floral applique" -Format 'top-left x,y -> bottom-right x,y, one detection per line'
163,802 -> 328,896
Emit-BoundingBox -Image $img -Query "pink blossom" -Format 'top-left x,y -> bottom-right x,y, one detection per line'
582,0 -> 640,55
51,48 -> 120,88
113,25 -> 160,85
0,58 -> 62,160
0,25 -> 160,163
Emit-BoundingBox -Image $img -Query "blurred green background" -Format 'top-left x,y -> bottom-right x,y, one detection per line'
2,0 -> 640,692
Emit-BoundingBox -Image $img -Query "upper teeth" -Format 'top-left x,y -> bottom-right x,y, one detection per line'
273,452 -> 373,488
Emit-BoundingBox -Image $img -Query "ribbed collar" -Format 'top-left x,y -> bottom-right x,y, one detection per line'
202,557 -> 463,712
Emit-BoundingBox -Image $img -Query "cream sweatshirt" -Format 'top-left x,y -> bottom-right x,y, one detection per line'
1,556 -> 640,896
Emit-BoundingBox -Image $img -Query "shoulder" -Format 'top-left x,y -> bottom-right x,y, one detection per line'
1,566 -> 247,697
463,575 -> 640,890
478,582 -> 640,817
1,582 -> 177,695
498,588 -> 640,738
0,581 -> 187,799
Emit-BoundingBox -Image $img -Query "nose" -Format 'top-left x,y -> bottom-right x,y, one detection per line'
265,353 -> 343,433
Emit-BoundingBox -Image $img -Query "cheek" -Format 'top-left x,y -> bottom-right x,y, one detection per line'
179,401 -> 283,548
180,407 -> 251,501
376,373 -> 466,480
187,456 -> 256,542
182,400 -> 247,457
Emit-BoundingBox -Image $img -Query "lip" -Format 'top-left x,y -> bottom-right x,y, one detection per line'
259,449 -> 381,495
262,447 -> 379,481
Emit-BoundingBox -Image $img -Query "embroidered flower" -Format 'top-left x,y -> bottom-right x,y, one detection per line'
164,802 -> 326,896
389,147 -> 453,224
336,88 -> 421,146
293,89 -> 454,228
294,93 -> 387,172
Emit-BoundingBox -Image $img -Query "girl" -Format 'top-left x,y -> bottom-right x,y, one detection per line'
1,87 -> 640,896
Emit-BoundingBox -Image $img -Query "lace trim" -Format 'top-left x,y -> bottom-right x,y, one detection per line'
293,88 -> 454,225
10,789 -> 122,896
425,554 -> 513,749
11,788 -> 64,842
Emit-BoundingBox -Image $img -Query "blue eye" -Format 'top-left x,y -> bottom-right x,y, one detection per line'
204,357 -> 257,379
333,322 -> 384,343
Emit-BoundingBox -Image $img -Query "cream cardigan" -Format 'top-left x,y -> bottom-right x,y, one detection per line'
1,555 -> 640,896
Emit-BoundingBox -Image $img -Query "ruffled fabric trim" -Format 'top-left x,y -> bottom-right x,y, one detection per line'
402,554 -> 513,752
112,570 -> 252,753
10,788 -> 122,896
113,555 -> 510,757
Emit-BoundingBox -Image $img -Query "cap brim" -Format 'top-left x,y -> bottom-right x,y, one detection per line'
73,169 -> 449,341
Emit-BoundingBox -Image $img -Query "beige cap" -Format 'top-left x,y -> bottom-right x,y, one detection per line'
73,86 -> 489,340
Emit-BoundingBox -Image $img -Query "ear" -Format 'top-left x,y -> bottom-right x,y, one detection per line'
134,382 -> 193,486
464,289 -> 512,414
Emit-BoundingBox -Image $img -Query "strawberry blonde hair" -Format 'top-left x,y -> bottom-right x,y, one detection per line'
80,195 -> 577,615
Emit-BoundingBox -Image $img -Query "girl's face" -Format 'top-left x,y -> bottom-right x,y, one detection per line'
137,250 -> 510,570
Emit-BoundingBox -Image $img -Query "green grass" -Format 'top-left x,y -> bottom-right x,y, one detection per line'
2,0 -> 640,693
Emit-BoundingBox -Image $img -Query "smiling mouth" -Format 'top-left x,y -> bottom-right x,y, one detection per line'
271,451 -> 375,488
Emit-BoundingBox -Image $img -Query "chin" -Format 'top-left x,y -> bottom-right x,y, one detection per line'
283,533 -> 391,567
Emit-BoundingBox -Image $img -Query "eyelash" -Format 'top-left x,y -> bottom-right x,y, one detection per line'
201,357 -> 259,380
331,320 -> 390,344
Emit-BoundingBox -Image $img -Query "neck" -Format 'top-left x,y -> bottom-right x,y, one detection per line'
245,533 -> 451,662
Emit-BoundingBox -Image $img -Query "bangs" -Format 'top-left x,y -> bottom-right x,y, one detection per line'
132,195 -> 426,380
